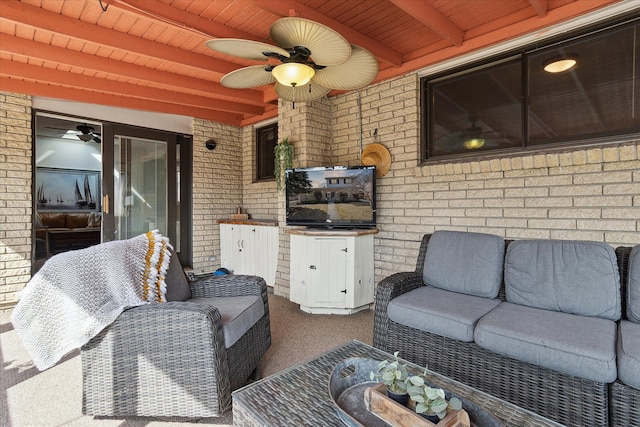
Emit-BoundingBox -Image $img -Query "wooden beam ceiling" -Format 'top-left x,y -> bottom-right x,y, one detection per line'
0,0 -> 628,127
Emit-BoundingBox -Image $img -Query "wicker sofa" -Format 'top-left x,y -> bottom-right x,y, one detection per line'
373,230 -> 633,427
610,245 -> 640,427
81,250 -> 271,418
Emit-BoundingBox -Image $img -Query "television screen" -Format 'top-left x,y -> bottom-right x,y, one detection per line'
285,166 -> 376,229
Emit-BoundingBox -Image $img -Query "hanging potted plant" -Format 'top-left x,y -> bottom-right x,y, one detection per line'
274,137 -> 294,192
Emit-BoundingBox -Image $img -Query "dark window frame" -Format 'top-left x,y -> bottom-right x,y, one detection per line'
421,14 -> 640,163
255,122 -> 278,182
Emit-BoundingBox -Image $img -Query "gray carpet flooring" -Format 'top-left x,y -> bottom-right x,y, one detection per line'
1,293 -> 373,426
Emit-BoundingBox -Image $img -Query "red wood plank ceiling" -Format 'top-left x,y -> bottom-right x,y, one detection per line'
0,0 -> 625,126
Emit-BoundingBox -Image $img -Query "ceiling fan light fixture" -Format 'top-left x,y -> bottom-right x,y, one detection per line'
272,63 -> 315,87
463,137 -> 485,150
77,133 -> 94,142
543,54 -> 578,73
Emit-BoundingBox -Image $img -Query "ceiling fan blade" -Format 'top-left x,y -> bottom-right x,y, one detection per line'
275,82 -> 331,103
206,39 -> 290,61
312,46 -> 378,90
220,65 -> 276,88
270,17 -> 351,66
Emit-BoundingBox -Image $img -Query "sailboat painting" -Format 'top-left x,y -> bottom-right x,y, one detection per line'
36,168 -> 100,212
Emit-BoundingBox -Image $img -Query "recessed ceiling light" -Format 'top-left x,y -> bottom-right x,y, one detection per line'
543,54 -> 578,73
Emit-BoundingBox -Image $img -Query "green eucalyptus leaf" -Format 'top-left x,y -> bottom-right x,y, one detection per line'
407,375 -> 424,386
425,387 -> 440,400
430,398 -> 447,414
449,396 -> 463,410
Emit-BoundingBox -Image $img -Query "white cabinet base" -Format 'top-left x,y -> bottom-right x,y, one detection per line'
287,228 -> 377,315
298,304 -> 371,315
219,220 -> 279,286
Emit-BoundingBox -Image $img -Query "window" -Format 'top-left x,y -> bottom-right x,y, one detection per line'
255,122 -> 278,181
422,16 -> 640,161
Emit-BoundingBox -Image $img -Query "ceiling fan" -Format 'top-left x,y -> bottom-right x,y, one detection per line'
75,125 -> 102,143
205,17 -> 379,103
45,124 -> 102,143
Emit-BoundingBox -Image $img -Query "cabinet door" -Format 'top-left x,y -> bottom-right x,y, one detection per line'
238,225 -> 257,275
351,234 -> 374,307
255,226 -> 279,285
220,223 -> 242,272
309,237 -> 347,306
289,235 -> 308,305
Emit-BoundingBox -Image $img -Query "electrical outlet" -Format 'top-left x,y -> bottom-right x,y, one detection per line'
208,255 -> 217,262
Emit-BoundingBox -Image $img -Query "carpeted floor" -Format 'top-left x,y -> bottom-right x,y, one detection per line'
1,292 -> 373,426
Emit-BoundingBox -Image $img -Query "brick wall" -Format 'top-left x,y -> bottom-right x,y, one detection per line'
0,93 -> 33,311
191,118 -> 243,273
329,75 -> 640,283
1,72 -> 638,309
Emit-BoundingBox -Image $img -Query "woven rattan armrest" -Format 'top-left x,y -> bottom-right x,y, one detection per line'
373,271 -> 424,351
82,301 -> 232,417
190,274 -> 266,299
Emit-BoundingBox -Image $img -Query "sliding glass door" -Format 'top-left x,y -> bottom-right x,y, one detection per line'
33,112 -> 193,273
112,135 -> 168,240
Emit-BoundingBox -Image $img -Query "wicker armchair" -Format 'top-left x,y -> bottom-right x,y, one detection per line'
81,272 -> 271,419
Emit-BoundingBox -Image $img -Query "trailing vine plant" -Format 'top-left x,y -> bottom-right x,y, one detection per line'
274,137 -> 294,192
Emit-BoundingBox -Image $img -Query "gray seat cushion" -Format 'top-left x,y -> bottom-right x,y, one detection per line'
423,230 -> 505,298
617,320 -> 640,390
475,302 -> 617,383
505,240 -> 621,321
187,295 -> 264,348
627,245 -> 640,322
388,286 -> 501,342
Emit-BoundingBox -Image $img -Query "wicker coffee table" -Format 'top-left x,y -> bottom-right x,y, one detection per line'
232,340 -> 564,426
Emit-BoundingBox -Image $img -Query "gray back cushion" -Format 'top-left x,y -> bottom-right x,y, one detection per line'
165,248 -> 192,301
627,245 -> 640,322
505,240 -> 621,320
423,230 -> 505,298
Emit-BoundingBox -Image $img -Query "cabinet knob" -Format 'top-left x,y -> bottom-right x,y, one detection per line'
341,289 -> 347,294
309,265 -> 316,270
341,248 -> 348,252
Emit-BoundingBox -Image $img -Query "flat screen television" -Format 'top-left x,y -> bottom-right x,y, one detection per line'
285,166 -> 376,229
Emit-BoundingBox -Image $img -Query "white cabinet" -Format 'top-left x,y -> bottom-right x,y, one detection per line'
219,222 -> 279,286
288,229 -> 377,314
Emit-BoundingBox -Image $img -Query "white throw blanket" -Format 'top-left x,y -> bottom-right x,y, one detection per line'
11,230 -> 171,371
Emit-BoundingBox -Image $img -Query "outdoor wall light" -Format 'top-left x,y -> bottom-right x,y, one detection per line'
205,139 -> 217,150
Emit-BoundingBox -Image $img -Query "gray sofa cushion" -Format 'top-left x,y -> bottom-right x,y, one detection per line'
423,231 -> 505,298
187,295 -> 263,348
165,248 -> 192,301
617,320 -> 640,390
388,286 -> 501,342
475,302 -> 617,383
505,240 -> 621,320
627,245 -> 640,322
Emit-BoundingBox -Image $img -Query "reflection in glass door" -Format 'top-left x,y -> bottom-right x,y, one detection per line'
114,136 -> 167,240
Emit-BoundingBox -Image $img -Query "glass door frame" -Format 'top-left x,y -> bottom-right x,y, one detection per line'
101,123 -> 193,266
